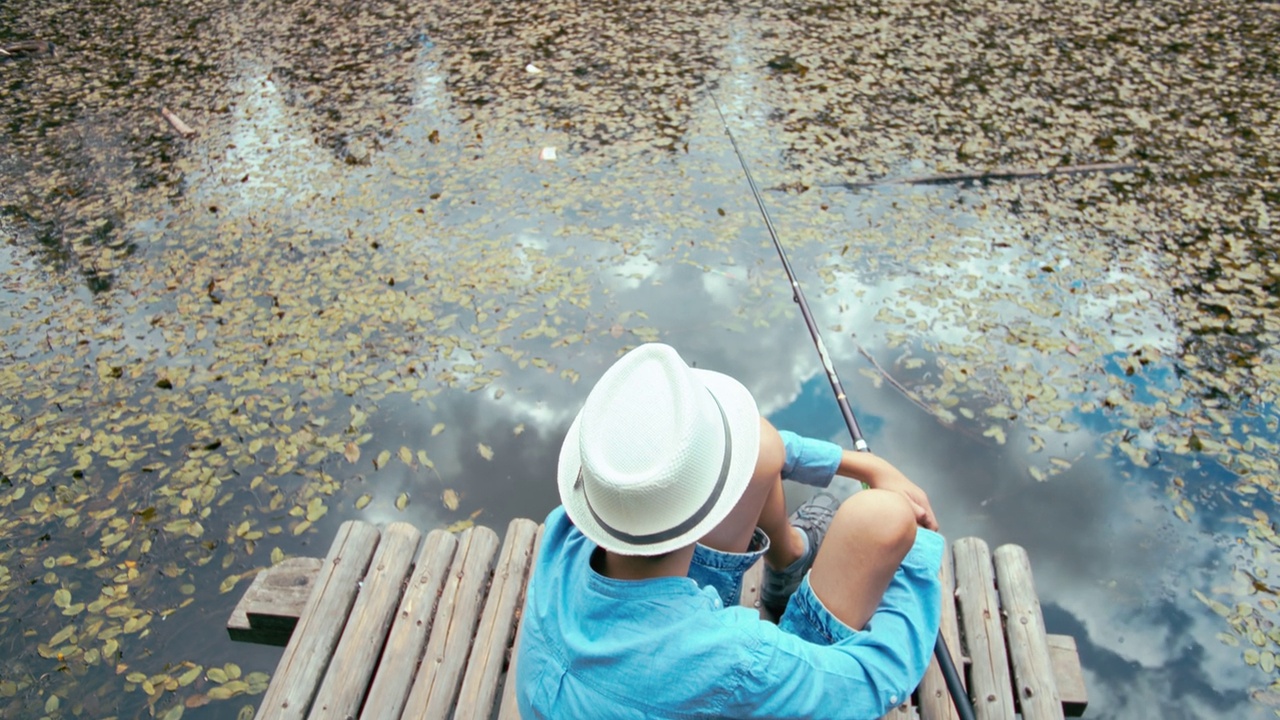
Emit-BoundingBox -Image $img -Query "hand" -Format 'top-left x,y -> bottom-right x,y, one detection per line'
839,452 -> 939,531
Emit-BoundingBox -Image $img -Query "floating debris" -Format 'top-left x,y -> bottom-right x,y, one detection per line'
160,106 -> 197,138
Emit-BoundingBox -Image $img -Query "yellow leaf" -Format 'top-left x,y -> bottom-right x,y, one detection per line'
395,493 -> 409,511
431,423 -> 445,436
477,443 -> 494,461
50,625 -> 75,646
398,446 -> 413,466
355,493 -> 372,510
442,489 -> 460,511
374,450 -> 391,470
343,442 -> 360,464
443,518 -> 474,533
178,665 -> 203,687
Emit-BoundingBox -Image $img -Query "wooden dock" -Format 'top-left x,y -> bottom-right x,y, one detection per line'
229,518 -> 1087,720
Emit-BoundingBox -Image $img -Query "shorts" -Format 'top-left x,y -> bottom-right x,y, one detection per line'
690,529 -> 855,646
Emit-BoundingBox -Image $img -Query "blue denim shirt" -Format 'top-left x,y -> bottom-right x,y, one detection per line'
516,505 -> 944,719
777,430 -> 843,487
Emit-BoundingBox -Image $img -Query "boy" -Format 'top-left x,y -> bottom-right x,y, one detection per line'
516,343 -> 943,719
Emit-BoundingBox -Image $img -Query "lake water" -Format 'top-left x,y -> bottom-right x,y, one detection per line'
2,0 -> 1277,718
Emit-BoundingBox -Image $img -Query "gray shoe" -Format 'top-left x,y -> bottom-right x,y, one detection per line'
762,492 -> 841,616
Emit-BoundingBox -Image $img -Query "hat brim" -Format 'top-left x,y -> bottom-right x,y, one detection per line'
558,368 -> 761,556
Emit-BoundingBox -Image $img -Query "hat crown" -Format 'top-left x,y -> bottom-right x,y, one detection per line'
576,345 -> 729,540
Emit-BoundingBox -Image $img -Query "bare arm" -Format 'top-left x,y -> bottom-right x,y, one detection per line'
836,452 -> 939,531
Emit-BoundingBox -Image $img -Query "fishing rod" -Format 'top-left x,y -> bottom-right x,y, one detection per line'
711,94 -> 976,720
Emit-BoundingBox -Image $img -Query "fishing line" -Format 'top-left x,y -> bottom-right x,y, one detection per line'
710,92 -> 977,720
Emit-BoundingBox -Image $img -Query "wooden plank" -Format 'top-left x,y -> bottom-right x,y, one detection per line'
401,526 -> 502,719
255,521 -> 381,720
228,557 -> 323,646
308,522 -> 422,719
953,537 -> 1014,720
495,525 -> 545,720
1047,634 -> 1088,716
993,545 -> 1062,720
360,530 -> 460,720
918,543 -> 962,720
454,519 -> 541,719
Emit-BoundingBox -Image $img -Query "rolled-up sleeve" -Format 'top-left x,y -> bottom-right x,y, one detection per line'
778,430 -> 843,487
729,530 -> 945,719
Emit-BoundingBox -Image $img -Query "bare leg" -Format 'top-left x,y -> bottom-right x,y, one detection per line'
808,489 -> 917,631
698,418 -> 805,570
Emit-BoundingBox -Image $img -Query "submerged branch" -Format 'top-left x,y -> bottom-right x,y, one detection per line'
1,41 -> 54,57
835,162 -> 1140,189
855,345 -> 938,418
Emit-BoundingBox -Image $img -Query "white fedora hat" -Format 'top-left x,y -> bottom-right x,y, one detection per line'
558,343 -> 760,556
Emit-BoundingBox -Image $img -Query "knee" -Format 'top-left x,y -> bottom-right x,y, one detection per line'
829,489 -> 917,557
750,417 -> 785,488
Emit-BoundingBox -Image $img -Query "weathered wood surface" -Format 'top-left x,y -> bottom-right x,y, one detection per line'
402,526 -> 501,719
456,520 -> 541,719
1048,634 -> 1088,716
954,537 -> 1016,720
916,543 -> 963,720
228,557 -> 323,645
235,525 -> 1086,720
253,521 -> 380,720
310,522 -> 421,719
994,545 -> 1062,720
360,530 -> 459,720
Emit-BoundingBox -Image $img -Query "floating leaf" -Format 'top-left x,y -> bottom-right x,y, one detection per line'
431,423 -> 446,436
343,442 -> 360,464
477,443 -> 494,461
398,446 -> 413,466
395,493 -> 409,511
50,625 -> 75,646
355,493 -> 372,510
374,450 -> 391,470
208,667 -> 228,684
178,665 -> 203,687
442,489 -> 460,511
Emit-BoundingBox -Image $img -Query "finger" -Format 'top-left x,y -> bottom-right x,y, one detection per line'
912,499 -> 939,531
